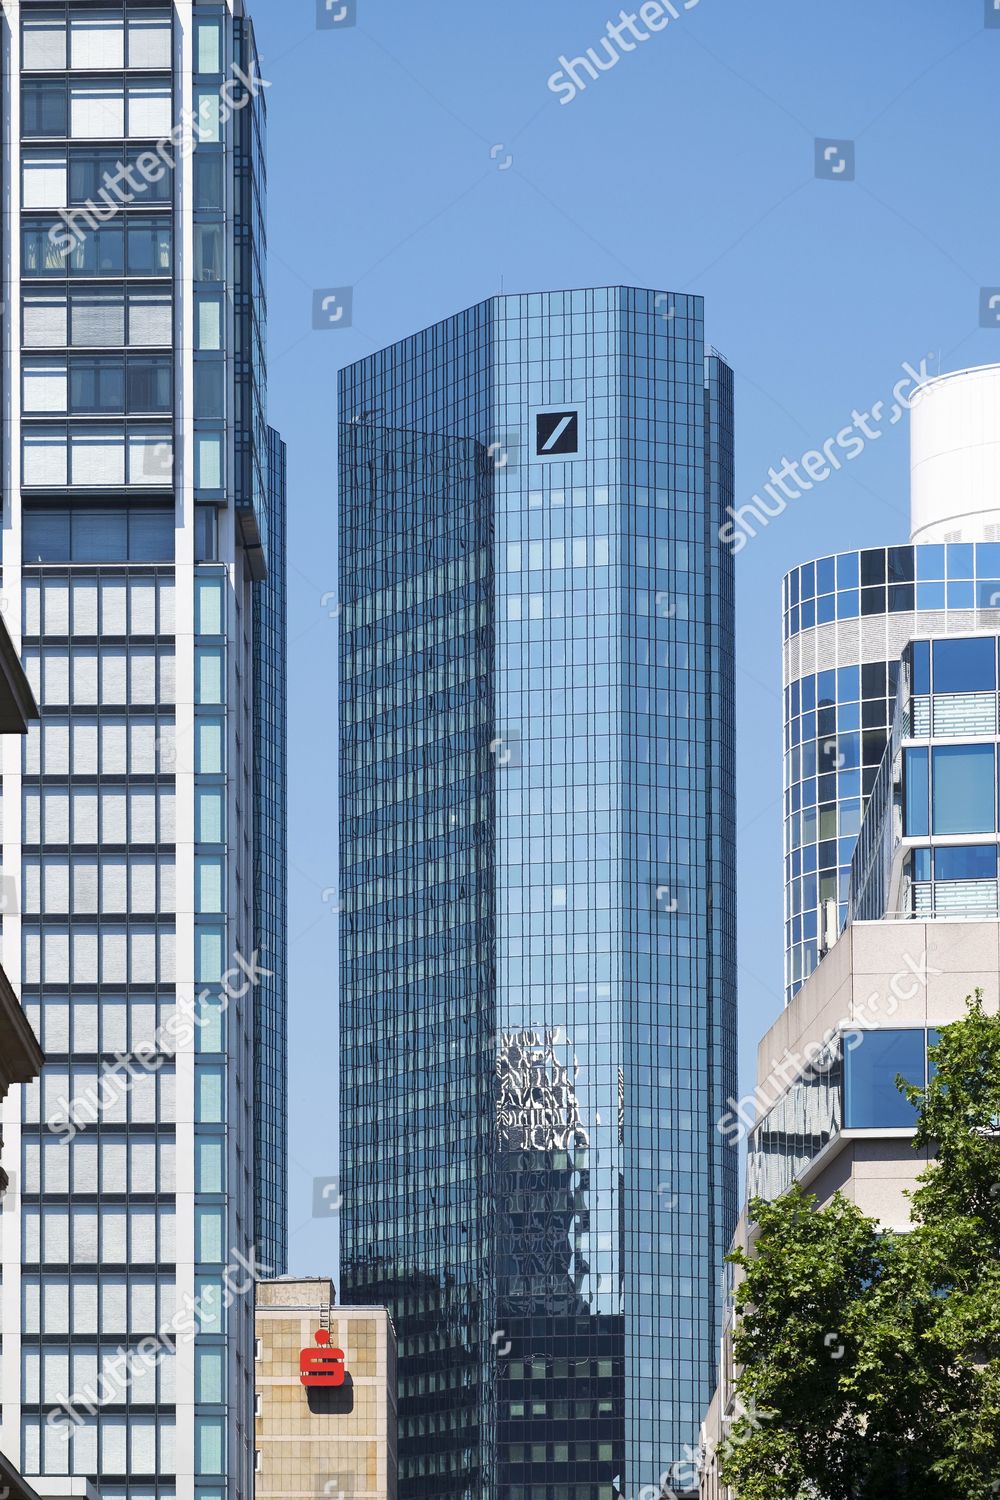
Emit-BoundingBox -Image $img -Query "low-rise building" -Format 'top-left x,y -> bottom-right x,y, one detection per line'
255,1277 -> 397,1500
699,914 -> 997,1497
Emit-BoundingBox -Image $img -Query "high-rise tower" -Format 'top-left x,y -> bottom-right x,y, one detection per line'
339,288 -> 738,1499
1,4 -> 286,1495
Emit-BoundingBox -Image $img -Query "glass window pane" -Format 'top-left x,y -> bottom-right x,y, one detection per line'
932,745 -> 995,835
933,845 -> 998,880
933,636 -> 996,694
195,297 -> 223,350
23,18 -> 68,70
844,1030 -> 924,1128
195,21 -> 222,74
903,747 -> 929,837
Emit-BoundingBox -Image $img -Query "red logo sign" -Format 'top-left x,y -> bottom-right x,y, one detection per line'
300,1329 -> 346,1387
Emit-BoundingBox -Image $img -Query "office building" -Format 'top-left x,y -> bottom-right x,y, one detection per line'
0,618 -> 44,1500
339,288 -> 738,1499
2,4 -> 286,1496
702,360 -> 1000,1493
783,364 -> 1000,1001
254,1277 -> 397,1500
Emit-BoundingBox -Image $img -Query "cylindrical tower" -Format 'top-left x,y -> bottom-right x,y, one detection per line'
910,363 -> 1000,545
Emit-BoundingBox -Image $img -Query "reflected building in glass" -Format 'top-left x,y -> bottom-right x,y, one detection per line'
783,364 -> 1000,1002
339,287 -> 738,1499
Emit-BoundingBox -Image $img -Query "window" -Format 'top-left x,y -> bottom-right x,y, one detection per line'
932,744 -> 995,835
70,83 -> 125,139
67,148 -> 172,206
933,636 -> 996,694
128,290 -> 172,347
194,363 -> 224,418
196,721 -> 224,774
23,17 -> 68,71
195,21 -> 222,75
69,14 -> 125,71
903,747 -> 929,837
126,358 -> 171,413
193,89 -> 221,143
22,508 -> 174,564
22,81 -> 68,137
195,506 -> 219,561
195,650 -> 224,705
196,789 -> 224,842
195,295 -> 223,350
127,14 -> 172,71
63,223 -> 125,276
193,224 -> 223,281
195,435 -> 223,490
23,155 -> 67,208
127,84 -> 172,138
72,289 -> 126,346
128,430 -> 173,485
127,217 -> 171,275
195,1417 -> 225,1474
844,1030 -> 925,1129
195,1347 -> 225,1404
196,1068 -> 224,1123
23,363 -> 68,414
934,845 -> 998,880
24,355 -> 170,416
194,153 -> 224,209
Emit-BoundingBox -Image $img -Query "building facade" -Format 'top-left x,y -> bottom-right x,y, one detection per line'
0,618 -> 46,1500
1,4 -> 285,1498
703,360 -> 1000,1495
783,365 -> 1000,1003
339,288 -> 738,1499
254,1278 -> 397,1500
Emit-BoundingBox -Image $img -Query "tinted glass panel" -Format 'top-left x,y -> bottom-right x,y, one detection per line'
22,507 -> 174,562
904,747 -> 929,837
933,637 -> 996,694
844,1030 -> 924,1128
932,745 -> 995,835
934,845 -> 998,880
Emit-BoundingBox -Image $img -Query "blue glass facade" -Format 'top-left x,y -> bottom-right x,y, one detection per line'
253,429 -> 287,1274
783,541 -> 1000,1001
339,289 -> 737,1498
851,634 -> 1000,924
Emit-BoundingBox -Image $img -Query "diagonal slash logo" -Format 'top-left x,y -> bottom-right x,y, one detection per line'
536,410 -> 579,456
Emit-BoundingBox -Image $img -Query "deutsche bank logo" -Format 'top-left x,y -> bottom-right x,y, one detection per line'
536,410 -> 580,458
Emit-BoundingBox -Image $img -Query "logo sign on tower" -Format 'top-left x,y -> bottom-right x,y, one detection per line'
300,1329 -> 346,1387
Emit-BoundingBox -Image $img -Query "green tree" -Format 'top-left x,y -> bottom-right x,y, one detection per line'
719,993 -> 1000,1499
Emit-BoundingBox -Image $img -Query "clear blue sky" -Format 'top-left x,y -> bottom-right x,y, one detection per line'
250,0 -> 1000,1276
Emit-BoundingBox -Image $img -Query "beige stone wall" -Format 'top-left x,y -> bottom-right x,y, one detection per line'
255,1284 -> 397,1500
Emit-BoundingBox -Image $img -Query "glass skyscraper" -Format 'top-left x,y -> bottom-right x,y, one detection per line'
339,288 -> 738,1500
1,4 -> 285,1497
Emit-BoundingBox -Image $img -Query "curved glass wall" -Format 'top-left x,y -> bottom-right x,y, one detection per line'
783,542 -> 1000,1002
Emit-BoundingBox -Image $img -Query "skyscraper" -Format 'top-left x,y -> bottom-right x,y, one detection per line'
339,288 -> 738,1500
2,4 -> 285,1495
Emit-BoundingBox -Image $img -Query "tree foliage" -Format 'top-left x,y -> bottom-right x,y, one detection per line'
720,992 -> 1000,1498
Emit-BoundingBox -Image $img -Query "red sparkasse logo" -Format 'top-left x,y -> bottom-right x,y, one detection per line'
300,1329 -> 346,1387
